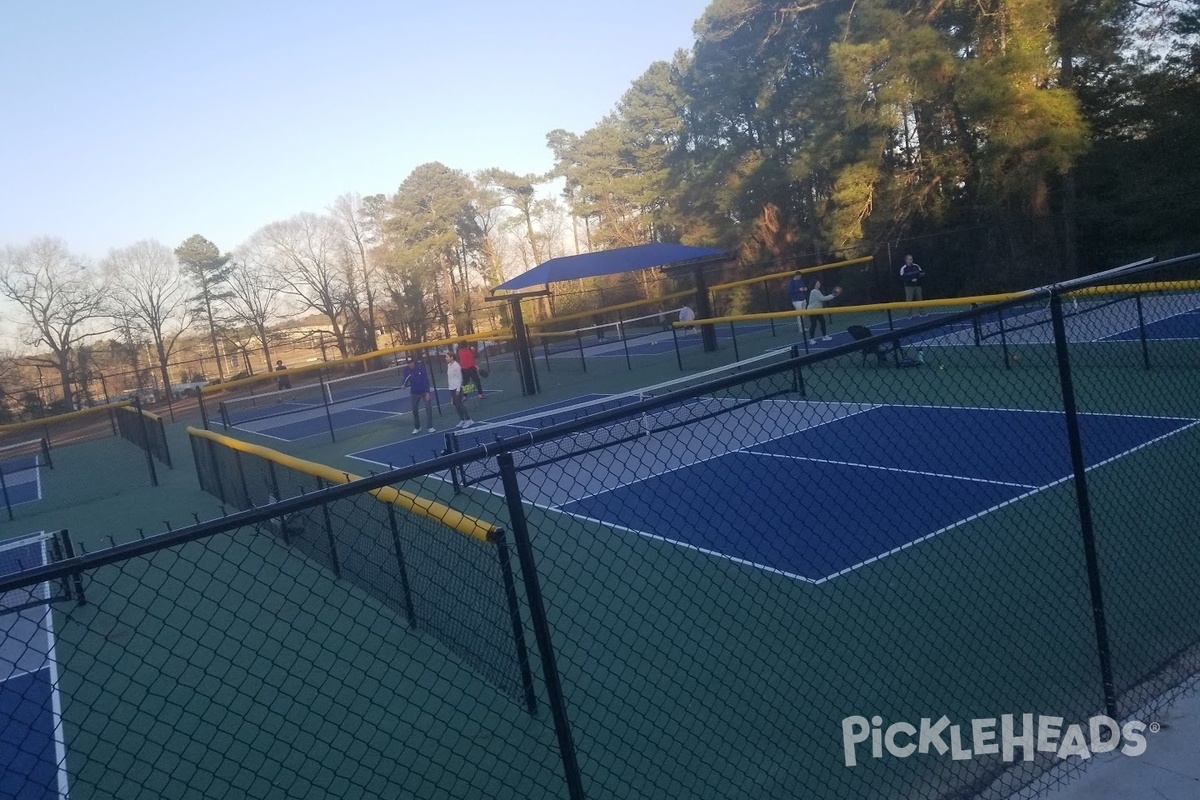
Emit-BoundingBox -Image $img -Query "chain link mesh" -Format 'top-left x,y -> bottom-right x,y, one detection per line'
1,261 -> 1198,798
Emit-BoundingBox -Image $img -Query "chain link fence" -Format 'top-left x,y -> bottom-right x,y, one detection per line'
2,255 -> 1198,798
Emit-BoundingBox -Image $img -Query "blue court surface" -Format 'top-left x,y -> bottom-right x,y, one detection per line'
0,464 -> 43,509
462,402 -> 1196,584
1,533 -> 68,800
1103,308 -> 1200,341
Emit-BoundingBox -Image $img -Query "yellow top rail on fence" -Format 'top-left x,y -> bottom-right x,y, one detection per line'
0,400 -> 132,437
200,330 -> 512,397
672,280 -> 1200,329
186,427 -> 499,543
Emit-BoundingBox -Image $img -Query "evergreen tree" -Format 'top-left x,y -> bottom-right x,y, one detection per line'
175,235 -> 233,382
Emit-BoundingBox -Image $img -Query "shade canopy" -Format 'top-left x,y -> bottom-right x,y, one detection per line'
492,242 -> 728,292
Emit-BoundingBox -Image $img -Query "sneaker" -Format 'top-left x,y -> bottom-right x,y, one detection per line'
427,427 -> 436,433
411,428 -> 420,435
455,420 -> 466,429
462,419 -> 475,428
822,335 -> 832,341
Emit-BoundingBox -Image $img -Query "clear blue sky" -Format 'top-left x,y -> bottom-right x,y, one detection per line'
0,0 -> 708,260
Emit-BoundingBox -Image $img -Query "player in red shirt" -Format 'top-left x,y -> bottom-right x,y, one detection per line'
457,343 -> 485,398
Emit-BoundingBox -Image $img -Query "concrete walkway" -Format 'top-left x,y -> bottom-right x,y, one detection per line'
1032,689 -> 1200,799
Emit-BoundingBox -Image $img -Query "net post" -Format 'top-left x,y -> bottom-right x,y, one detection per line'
1134,293 -> 1152,370
108,406 -> 118,436
542,336 -> 552,371
998,309 -> 1011,368
789,344 -> 806,397
496,452 -> 585,797
490,527 -> 538,716
971,303 -> 982,346
1049,292 -> 1119,720
0,467 -> 12,521
576,332 -> 586,373
444,432 -> 462,493
134,395 -> 160,488
673,327 -> 683,372
425,353 -> 443,413
761,282 -> 776,336
319,370 -> 337,443
384,504 -> 418,628
620,310 -> 632,371
729,321 -> 740,362
315,477 -> 342,578
40,437 -> 53,470
58,529 -> 87,605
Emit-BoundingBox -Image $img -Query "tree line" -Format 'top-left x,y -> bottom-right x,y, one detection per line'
4,0 -> 1198,414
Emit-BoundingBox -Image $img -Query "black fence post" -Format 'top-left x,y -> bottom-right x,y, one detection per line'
232,451 -> 252,507
133,396 -> 159,488
157,416 -> 173,469
198,390 -> 211,430
491,528 -> 538,716
384,504 -> 418,629
1050,292 -> 1119,720
59,529 -> 86,605
497,452 -> 586,800
315,477 -> 342,578
1134,293 -> 1151,370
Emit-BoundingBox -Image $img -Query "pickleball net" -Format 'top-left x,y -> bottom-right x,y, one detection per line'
444,347 -> 798,487
534,308 -> 685,355
187,428 -> 537,711
216,365 -> 410,427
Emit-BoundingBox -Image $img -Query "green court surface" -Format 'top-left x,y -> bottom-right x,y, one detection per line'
7,294 -> 1200,798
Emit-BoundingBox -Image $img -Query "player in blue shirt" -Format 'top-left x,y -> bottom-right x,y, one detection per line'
402,355 -> 435,434
900,255 -> 925,313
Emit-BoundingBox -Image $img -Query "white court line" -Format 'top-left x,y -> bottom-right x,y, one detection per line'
748,451 -> 1042,489
242,407 -> 398,441
537,401 -> 881,510
548,508 -> 820,585
0,532 -> 69,799
810,417 -> 1200,585
0,466 -> 44,506
537,403 -> 1199,585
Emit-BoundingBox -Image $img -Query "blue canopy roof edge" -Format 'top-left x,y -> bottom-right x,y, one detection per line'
491,242 -> 729,293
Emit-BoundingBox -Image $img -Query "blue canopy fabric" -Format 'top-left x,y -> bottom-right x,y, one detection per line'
492,243 -> 728,292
